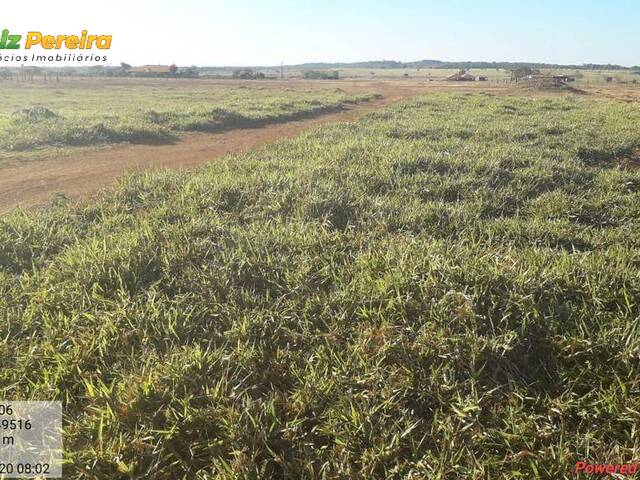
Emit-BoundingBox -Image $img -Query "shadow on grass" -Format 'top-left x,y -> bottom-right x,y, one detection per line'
176,97 -> 380,135
579,146 -> 640,170
478,323 -> 560,392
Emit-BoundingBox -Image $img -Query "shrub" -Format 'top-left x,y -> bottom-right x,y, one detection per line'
303,70 -> 339,80
231,69 -> 266,80
12,106 -> 59,122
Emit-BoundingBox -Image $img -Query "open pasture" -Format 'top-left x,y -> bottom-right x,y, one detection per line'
0,79 -> 378,157
2,92 -> 640,478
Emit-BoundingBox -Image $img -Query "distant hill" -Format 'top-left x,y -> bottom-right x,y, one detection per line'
201,60 -> 639,72
296,60 -> 639,71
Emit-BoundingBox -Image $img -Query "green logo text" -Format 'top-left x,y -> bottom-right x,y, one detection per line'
0,29 -> 22,49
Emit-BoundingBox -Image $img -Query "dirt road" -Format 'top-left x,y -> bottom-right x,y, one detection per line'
0,80 -> 512,213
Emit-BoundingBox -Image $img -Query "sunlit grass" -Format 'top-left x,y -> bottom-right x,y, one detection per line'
0,82 -> 377,153
1,93 -> 640,478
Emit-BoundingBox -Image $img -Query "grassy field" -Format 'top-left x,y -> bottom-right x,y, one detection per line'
301,67 -> 640,86
0,81 -> 377,156
2,92 -> 640,478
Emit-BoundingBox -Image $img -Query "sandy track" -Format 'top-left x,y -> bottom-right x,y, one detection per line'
0,80 -> 512,214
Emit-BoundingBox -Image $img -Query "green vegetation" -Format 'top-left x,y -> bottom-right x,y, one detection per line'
2,93 -> 640,478
200,60 -> 640,79
510,66 -> 542,80
232,69 -> 267,80
302,70 -> 340,80
0,82 -> 376,155
305,66 -> 640,85
289,59 -> 640,71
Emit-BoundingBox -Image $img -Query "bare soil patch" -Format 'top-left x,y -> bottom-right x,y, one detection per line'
611,149 -> 640,170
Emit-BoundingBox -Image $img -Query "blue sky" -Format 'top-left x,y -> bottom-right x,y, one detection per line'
8,0 -> 640,66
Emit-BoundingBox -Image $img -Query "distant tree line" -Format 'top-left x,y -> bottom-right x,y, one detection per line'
232,69 -> 266,80
290,59 -> 640,71
0,63 -> 201,79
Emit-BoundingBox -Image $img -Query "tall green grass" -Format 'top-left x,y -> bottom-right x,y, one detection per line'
1,93 -> 640,478
0,84 -> 377,153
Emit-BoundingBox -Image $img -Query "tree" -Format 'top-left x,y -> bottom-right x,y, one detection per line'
115,62 -> 132,77
89,65 -> 105,76
232,69 -> 265,80
302,70 -> 339,80
181,66 -> 199,78
510,66 -> 541,81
